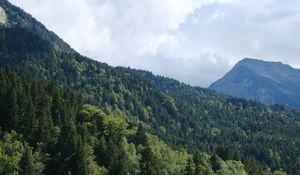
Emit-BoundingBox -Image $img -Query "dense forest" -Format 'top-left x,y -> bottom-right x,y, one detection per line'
0,0 -> 299,174
0,69 -> 251,174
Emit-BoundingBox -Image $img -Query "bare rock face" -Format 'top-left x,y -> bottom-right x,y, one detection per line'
0,6 -> 7,24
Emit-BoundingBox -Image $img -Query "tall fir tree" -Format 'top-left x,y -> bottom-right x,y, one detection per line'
76,137 -> 89,175
184,157 -> 194,175
20,145 -> 35,175
133,125 -> 147,145
140,140 -> 161,175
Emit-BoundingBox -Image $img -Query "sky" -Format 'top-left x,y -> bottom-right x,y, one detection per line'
8,0 -> 300,87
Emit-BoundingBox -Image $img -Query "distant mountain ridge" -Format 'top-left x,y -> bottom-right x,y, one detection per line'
210,58 -> 300,109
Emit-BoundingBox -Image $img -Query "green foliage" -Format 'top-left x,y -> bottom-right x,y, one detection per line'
0,131 -> 24,174
0,131 -> 44,175
216,160 -> 247,175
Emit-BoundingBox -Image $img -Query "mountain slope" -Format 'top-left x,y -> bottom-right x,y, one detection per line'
210,58 -> 300,109
1,1 -> 300,173
0,0 -> 73,52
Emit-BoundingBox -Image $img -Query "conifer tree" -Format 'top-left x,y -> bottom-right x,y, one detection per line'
184,157 -> 194,175
140,140 -> 160,175
134,125 -> 147,146
20,145 -> 34,175
77,137 -> 89,175
210,154 -> 222,173
6,87 -> 19,129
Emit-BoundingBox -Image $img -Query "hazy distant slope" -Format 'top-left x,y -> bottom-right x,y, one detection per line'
210,58 -> 300,109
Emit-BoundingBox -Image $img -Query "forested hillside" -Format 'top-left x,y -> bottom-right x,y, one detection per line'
0,0 -> 299,174
137,70 -> 300,173
0,69 -> 251,174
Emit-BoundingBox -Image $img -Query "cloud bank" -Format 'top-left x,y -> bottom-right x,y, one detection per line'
8,0 -> 300,87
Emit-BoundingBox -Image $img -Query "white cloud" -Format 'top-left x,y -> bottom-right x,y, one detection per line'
9,0 -> 202,58
8,0 -> 300,87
